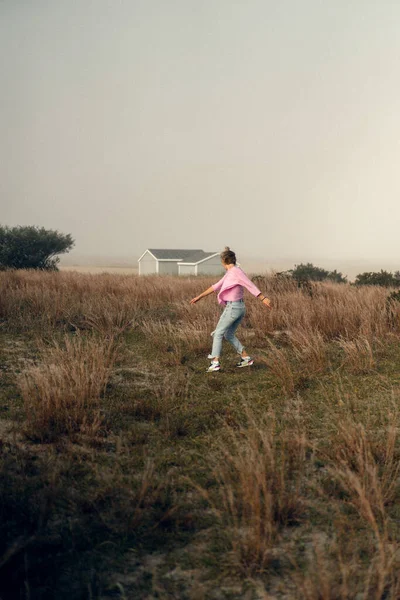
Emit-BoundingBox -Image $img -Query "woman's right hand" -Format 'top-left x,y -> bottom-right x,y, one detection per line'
190,296 -> 200,304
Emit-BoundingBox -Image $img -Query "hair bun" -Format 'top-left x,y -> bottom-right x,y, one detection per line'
224,246 -> 230,251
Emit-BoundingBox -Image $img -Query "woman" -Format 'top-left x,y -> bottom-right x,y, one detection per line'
190,247 -> 272,372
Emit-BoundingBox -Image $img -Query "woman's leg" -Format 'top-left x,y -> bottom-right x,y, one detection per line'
210,304 -> 246,360
224,308 -> 246,354
210,305 -> 236,359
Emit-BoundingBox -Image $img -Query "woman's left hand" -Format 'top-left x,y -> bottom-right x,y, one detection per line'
190,296 -> 200,304
262,297 -> 272,309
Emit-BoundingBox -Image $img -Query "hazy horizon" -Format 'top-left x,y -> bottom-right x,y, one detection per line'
1,1 -> 400,267
59,251 -> 400,281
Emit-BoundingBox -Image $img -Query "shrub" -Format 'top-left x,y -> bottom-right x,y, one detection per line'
354,270 -> 400,287
290,263 -> 347,284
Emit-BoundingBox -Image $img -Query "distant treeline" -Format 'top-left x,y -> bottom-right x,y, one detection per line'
279,263 -> 400,287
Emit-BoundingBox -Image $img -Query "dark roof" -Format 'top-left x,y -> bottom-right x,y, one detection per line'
148,248 -> 205,262
178,251 -> 218,264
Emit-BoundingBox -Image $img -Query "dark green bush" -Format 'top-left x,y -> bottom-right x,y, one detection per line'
354,270 -> 400,287
0,225 -> 74,270
290,263 -> 347,283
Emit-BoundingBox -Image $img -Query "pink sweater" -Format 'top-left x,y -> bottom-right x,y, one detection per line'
212,266 -> 261,305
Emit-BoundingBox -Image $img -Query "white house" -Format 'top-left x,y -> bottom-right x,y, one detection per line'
138,249 -> 224,276
177,250 -> 224,276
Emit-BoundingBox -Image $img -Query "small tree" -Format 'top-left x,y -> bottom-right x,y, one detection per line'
354,270 -> 400,287
0,225 -> 74,270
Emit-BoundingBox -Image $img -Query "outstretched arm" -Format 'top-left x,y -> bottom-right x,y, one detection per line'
190,286 -> 215,304
238,271 -> 272,309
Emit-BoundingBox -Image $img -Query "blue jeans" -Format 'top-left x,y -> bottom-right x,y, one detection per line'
211,301 -> 246,358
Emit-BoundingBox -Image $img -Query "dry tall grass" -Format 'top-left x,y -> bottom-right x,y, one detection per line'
200,408 -> 307,574
327,418 -> 400,524
0,270 -> 213,333
290,327 -> 328,376
18,334 -> 119,440
293,533 -> 400,600
338,336 -> 376,373
246,281 -> 398,344
299,412 -> 400,599
260,342 -> 297,396
1,271 -> 399,344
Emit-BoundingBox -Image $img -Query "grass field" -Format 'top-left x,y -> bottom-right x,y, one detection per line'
1,270 -> 400,599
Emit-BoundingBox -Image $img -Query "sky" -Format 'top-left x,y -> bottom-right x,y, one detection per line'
1,0 -> 400,271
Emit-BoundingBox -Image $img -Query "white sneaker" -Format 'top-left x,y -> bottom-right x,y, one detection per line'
237,356 -> 254,368
207,361 -> 221,372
